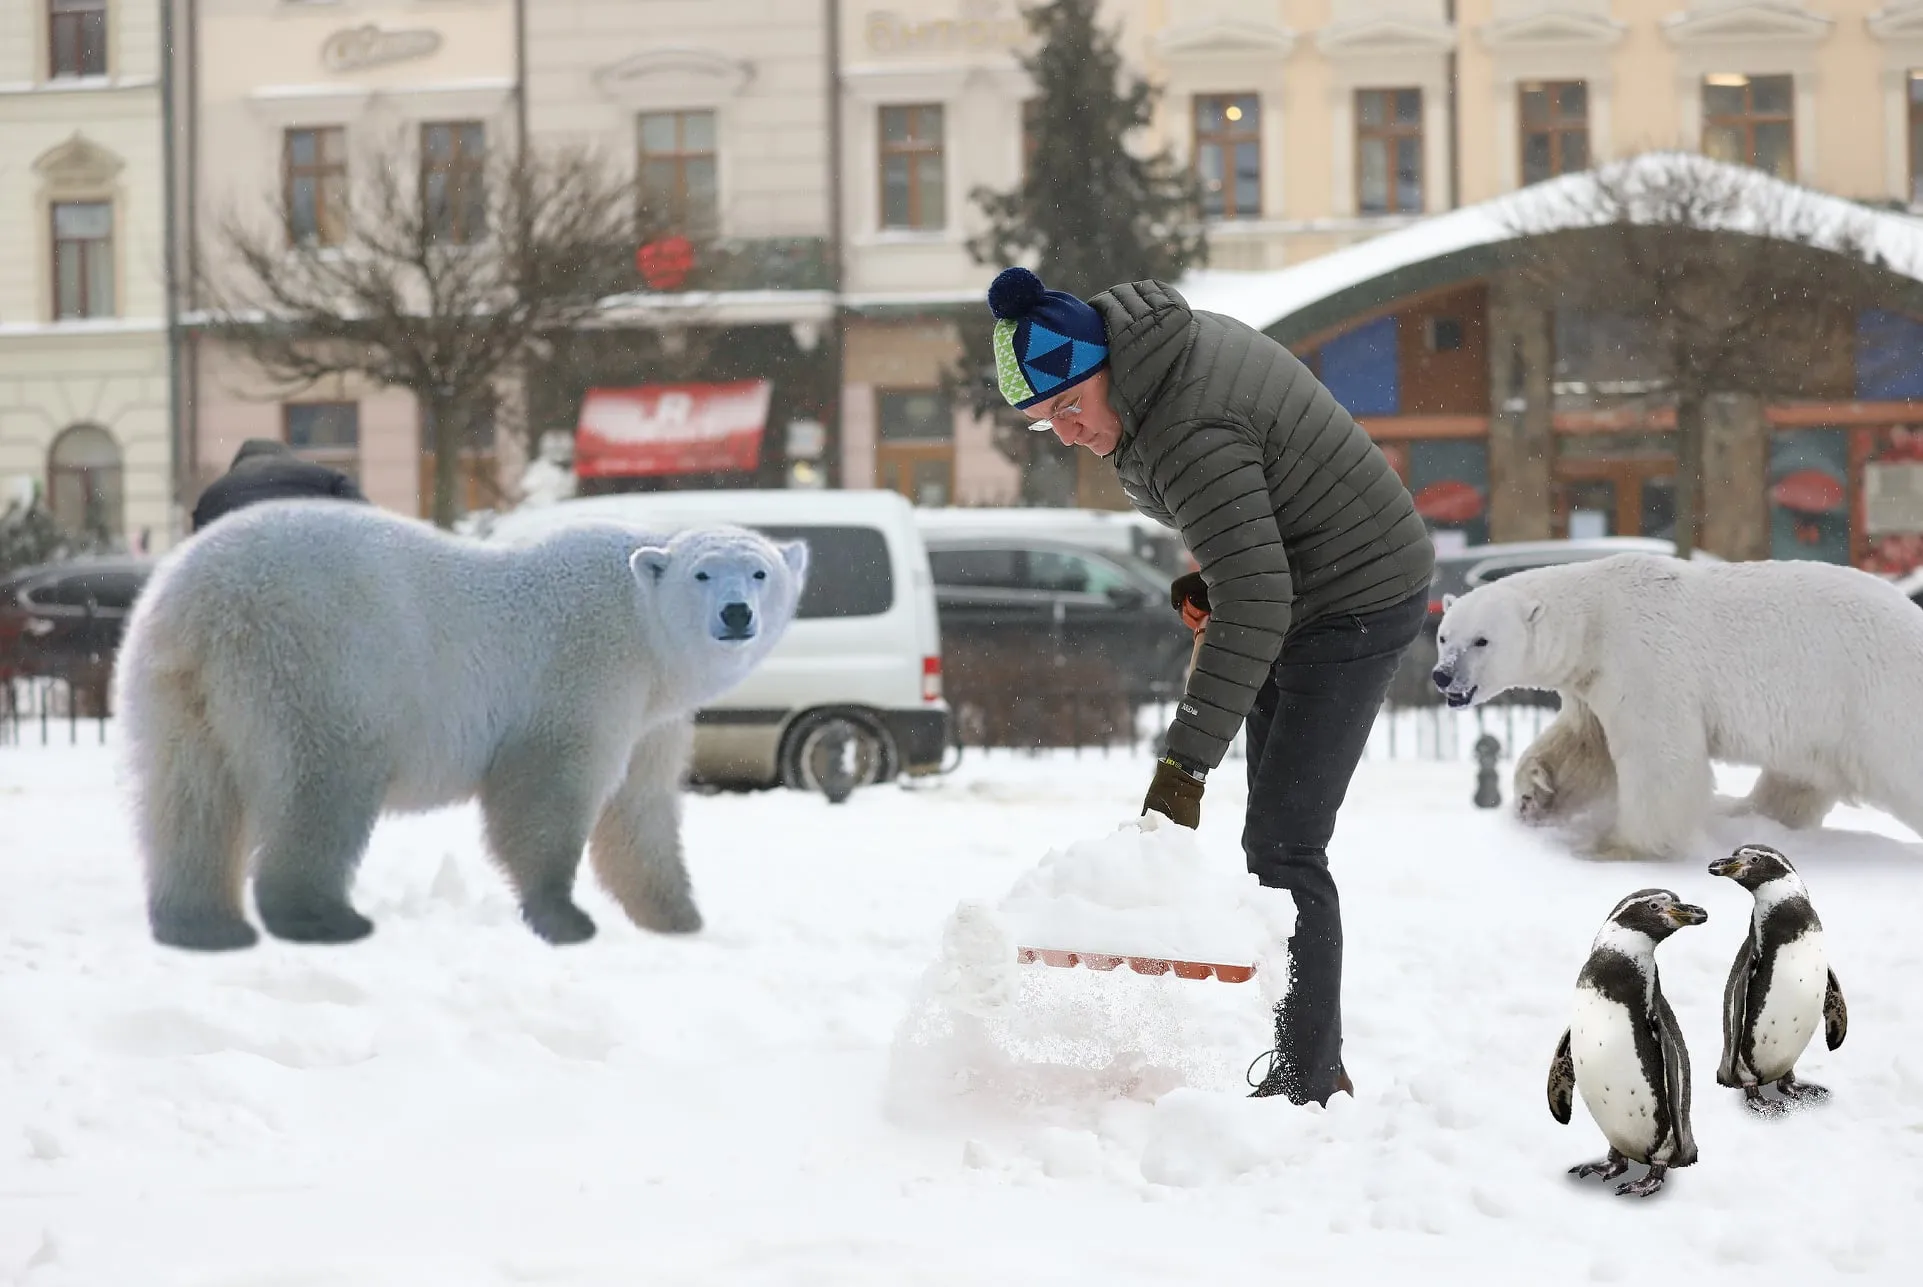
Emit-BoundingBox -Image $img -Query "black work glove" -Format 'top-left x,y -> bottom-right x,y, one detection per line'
1170,570 -> 1210,615
1142,754 -> 1206,829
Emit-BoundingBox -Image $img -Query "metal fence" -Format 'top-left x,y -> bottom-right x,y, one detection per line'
943,686 -> 1559,765
4,672 -> 1563,766
2,674 -> 113,747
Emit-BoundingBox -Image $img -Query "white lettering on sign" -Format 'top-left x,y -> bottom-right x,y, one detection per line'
580,384 -> 772,445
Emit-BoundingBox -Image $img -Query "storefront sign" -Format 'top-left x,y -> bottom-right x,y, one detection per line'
864,4 -> 1026,54
321,24 -> 443,73
1769,468 -> 1845,515
576,381 -> 772,478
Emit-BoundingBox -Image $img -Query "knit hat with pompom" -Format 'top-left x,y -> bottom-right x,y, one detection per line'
986,267 -> 1109,412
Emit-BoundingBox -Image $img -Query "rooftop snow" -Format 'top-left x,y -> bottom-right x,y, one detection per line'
1178,152 -> 1923,337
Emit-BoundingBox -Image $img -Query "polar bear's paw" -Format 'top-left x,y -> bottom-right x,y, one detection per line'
520,896 -> 598,946
1515,759 -> 1558,826
151,909 -> 261,952
256,894 -> 375,945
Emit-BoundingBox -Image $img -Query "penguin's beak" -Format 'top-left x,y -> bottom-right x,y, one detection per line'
1665,903 -> 1709,927
1708,856 -> 1745,879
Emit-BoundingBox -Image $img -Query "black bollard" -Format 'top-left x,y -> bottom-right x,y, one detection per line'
818,724 -> 857,805
1473,734 -> 1502,809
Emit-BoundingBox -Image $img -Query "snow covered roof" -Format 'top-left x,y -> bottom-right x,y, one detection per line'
1177,152 -> 1923,342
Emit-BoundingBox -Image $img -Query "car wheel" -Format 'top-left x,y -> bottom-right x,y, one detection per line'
778,709 -> 898,801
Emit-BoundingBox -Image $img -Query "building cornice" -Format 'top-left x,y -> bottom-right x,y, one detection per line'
1868,4 -> 1923,41
1316,18 -> 1457,59
1662,3 -> 1833,47
1154,18 -> 1298,61
1479,13 -> 1627,52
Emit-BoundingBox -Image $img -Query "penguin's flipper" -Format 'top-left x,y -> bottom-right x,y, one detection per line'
1716,933 -> 1756,1089
1824,968 -> 1848,1051
1654,988 -> 1698,1168
1548,1028 -> 1575,1125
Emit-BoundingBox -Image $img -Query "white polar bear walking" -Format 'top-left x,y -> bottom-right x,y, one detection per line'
112,499 -> 806,950
1431,553 -> 1923,861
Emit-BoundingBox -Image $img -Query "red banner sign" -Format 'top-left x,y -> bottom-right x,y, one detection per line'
575,380 -> 772,478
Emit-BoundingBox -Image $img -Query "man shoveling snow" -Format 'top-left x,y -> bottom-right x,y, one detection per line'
984,267 -> 1435,1106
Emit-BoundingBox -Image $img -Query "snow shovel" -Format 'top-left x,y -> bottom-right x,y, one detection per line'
1012,608 -> 1260,985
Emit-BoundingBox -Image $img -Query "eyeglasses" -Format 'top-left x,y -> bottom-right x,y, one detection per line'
1028,400 -> 1079,432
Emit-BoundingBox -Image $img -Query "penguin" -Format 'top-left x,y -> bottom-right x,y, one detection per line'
1708,843 -> 1848,1115
1547,888 -> 1707,1197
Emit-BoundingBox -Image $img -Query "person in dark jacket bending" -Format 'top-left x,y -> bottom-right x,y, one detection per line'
190,439 -> 369,533
985,267 -> 1436,1107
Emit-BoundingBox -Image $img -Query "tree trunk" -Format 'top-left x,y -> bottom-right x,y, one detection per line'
431,393 -> 462,530
1672,391 -> 1706,560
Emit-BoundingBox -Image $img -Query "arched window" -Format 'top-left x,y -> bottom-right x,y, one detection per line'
46,423 -> 123,540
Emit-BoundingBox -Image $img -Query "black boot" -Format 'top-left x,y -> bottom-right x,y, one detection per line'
1246,1008 -> 1352,1103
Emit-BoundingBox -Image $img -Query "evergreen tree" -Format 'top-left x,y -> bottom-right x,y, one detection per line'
953,0 -> 1206,504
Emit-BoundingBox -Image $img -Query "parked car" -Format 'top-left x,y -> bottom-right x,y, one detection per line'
1389,537 -> 1725,707
486,489 -> 949,794
0,554 -> 157,677
913,506 -> 1196,580
0,553 -> 158,714
920,533 -> 1195,703
1894,566 -> 1923,609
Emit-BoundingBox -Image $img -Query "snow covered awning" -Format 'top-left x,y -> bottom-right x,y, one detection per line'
1177,153 -> 1923,344
574,380 -> 773,478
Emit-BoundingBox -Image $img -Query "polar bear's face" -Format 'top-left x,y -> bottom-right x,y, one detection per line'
629,528 -> 810,657
1432,584 -> 1544,708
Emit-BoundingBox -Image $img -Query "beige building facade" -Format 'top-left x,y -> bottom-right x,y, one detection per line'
177,0 -> 518,518
837,0 -> 1923,504
0,0 -> 173,548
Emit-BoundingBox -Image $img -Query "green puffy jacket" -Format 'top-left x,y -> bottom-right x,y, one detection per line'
1089,279 -> 1436,771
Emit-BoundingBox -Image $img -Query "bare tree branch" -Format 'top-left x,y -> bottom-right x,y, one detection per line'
200,126 -> 652,526
1500,152 -> 1903,556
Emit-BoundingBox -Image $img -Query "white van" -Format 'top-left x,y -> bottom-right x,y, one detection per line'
912,506 -> 1195,578
486,489 -> 949,793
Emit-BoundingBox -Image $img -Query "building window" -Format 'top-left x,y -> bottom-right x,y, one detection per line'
1194,93 -> 1261,220
52,200 -> 114,320
638,110 -> 718,235
45,423 -> 123,540
49,0 -> 107,79
877,389 -> 951,441
1357,88 -> 1423,214
418,399 -> 498,519
285,126 -> 348,248
1702,74 -> 1793,180
1520,81 -> 1588,186
1909,72 -> 1923,205
284,402 -> 361,481
421,121 -> 486,244
879,105 -> 945,230
1768,428 -> 1850,563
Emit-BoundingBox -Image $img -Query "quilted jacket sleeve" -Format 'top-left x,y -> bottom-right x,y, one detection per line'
1149,418 -> 1293,771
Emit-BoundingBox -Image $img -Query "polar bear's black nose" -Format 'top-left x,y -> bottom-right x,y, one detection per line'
1431,666 -> 1453,689
720,601 -> 753,633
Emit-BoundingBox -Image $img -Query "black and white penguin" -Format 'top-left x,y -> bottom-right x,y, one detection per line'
1547,888 -> 1707,1197
1709,843 -> 1848,1114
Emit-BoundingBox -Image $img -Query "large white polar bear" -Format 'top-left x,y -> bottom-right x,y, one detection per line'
113,499 -> 806,950
1431,553 -> 1923,860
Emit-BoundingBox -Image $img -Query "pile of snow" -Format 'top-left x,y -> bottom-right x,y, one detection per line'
887,815 -> 1295,1129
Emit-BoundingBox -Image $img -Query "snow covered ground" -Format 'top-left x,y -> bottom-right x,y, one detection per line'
3,731 -> 1921,1286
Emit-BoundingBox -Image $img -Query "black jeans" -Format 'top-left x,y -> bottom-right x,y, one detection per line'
1242,585 -> 1429,1105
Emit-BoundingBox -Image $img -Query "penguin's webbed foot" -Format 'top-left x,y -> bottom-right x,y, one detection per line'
1569,1150 -> 1629,1182
1743,1084 -> 1789,1117
1776,1074 -> 1830,1104
1615,1164 -> 1667,1198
